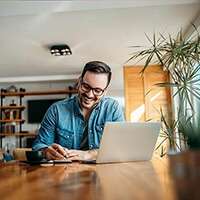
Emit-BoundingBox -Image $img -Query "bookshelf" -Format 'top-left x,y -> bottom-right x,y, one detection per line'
0,88 -> 77,147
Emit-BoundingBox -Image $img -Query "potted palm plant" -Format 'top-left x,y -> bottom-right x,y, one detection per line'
127,26 -> 200,153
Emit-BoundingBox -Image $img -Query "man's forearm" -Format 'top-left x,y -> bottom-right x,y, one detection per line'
87,149 -> 98,160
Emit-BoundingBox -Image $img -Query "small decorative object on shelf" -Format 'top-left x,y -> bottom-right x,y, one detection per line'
10,99 -> 16,106
3,143 -> 14,162
19,88 -> 26,92
13,110 -> 19,120
1,89 -> 6,93
6,85 -> 18,93
2,110 -> 10,120
3,149 -> 14,162
2,124 -> 15,134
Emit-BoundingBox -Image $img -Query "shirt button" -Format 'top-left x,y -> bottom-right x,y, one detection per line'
90,144 -> 93,148
89,130 -> 92,133
67,135 -> 70,138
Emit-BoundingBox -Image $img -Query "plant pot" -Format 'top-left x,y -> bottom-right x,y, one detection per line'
168,150 -> 200,200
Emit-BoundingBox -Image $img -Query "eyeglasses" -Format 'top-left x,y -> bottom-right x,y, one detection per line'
80,79 -> 106,96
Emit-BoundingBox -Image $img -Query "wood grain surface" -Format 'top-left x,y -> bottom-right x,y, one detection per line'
0,158 -> 177,200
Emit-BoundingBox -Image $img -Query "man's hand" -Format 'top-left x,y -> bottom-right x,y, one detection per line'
42,143 -> 69,160
66,149 -> 98,161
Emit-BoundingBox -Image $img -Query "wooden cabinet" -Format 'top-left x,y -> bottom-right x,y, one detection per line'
124,65 -> 172,121
0,88 -> 77,148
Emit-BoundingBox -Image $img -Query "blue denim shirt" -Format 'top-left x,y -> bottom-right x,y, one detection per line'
32,95 -> 124,150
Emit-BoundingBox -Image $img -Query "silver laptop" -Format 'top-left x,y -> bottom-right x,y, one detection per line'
85,122 -> 160,164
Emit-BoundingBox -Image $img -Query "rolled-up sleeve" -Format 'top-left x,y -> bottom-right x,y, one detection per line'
32,104 -> 58,151
112,101 -> 125,121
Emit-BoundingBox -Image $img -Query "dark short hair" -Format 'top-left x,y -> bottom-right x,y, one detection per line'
81,61 -> 112,86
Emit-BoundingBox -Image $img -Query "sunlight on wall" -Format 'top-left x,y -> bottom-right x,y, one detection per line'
130,91 -> 163,122
130,104 -> 145,122
150,91 -> 162,102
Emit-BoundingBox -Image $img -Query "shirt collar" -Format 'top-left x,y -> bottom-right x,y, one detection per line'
74,94 -> 104,115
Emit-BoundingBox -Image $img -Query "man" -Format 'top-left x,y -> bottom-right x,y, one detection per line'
32,61 -> 124,161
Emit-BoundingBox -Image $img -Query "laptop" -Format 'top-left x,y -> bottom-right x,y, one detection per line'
83,121 -> 160,164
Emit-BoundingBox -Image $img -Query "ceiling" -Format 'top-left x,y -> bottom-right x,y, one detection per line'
0,0 -> 200,89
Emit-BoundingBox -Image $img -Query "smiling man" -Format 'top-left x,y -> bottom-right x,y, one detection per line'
32,61 -> 124,161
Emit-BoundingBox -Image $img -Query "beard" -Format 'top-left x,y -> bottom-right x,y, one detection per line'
78,92 -> 99,110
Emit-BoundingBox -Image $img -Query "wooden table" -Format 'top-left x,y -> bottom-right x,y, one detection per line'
0,156 -> 199,200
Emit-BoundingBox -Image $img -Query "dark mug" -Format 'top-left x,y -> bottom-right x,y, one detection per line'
26,151 -> 44,162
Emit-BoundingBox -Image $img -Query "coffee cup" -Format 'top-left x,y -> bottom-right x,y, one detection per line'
26,150 -> 44,162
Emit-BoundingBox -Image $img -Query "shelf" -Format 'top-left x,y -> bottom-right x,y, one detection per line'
0,119 -> 25,123
0,106 -> 25,110
0,132 -> 37,136
0,88 -> 77,148
0,89 -> 77,97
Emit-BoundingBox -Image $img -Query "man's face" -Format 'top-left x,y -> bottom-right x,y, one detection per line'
78,71 -> 108,110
